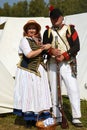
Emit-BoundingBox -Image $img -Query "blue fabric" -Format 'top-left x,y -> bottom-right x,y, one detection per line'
13,109 -> 51,121
13,109 -> 23,116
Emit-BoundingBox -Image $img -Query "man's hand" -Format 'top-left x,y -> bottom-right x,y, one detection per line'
56,55 -> 64,62
51,48 -> 61,57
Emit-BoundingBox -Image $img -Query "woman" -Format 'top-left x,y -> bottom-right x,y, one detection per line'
13,20 -> 52,127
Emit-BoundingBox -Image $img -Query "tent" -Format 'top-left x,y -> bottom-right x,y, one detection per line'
0,61 -> 14,113
0,13 -> 87,113
0,17 -> 7,38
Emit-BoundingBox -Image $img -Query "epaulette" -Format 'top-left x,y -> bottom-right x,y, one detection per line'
69,24 -> 75,27
45,25 -> 52,38
67,25 -> 71,36
69,24 -> 75,29
68,24 -> 75,35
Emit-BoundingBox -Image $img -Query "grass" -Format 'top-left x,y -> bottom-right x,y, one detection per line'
0,96 -> 87,130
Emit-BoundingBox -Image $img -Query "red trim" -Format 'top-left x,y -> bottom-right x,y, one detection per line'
48,47 -> 53,55
62,52 -> 70,60
72,31 -> 78,41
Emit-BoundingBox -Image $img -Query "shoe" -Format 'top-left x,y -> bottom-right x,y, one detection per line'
72,119 -> 83,127
32,120 -> 36,127
26,120 -> 32,128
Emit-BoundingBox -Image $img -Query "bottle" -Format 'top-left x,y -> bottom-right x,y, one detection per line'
55,36 -> 58,48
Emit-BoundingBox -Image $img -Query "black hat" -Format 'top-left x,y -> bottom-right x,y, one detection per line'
49,8 -> 63,19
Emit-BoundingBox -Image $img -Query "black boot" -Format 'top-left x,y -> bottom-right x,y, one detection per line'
26,120 -> 32,128
31,120 -> 36,127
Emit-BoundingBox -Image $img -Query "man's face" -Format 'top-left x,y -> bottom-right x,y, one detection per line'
50,16 -> 63,28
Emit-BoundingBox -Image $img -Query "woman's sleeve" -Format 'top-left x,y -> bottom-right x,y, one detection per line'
19,37 -> 32,56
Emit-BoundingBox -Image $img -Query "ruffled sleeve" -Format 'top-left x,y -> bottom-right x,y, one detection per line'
19,37 -> 32,56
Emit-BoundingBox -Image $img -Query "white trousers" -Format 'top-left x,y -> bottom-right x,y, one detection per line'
47,59 -> 81,119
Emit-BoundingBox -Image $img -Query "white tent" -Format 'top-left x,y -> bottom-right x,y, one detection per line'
0,13 -> 87,113
0,61 -> 14,113
0,17 -> 7,38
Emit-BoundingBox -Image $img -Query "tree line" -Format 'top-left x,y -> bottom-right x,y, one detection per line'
0,0 -> 87,17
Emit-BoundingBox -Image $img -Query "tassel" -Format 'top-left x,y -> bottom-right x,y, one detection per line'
49,5 -> 54,12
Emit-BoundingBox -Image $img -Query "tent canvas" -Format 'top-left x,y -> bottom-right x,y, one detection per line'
0,13 -> 87,113
0,61 -> 14,113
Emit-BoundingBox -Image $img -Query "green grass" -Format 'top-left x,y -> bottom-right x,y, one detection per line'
0,96 -> 87,130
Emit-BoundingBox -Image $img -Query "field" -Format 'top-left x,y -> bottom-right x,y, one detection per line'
0,96 -> 87,130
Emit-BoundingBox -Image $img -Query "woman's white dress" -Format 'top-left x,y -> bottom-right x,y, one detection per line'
14,37 -> 52,113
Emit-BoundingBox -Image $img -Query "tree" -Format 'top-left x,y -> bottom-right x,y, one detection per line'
28,0 -> 48,17
49,0 -> 87,16
0,0 -> 87,16
10,1 -> 28,17
79,0 -> 87,13
3,3 -> 11,16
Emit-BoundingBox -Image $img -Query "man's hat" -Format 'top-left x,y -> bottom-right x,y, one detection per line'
23,20 -> 41,33
49,6 -> 63,19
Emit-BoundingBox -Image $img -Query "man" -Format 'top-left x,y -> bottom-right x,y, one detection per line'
43,6 -> 83,127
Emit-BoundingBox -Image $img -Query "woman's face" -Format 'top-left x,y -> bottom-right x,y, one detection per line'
27,24 -> 37,37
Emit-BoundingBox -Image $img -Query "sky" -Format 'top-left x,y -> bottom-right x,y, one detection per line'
0,0 -> 49,8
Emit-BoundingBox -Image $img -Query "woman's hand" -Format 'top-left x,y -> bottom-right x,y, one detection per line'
43,44 -> 52,50
39,44 -> 51,51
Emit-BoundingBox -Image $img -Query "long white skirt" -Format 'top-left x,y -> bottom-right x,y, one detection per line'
14,65 -> 52,113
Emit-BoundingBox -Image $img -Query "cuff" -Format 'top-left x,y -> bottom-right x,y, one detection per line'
62,52 -> 70,60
